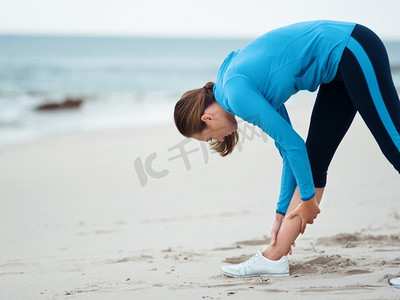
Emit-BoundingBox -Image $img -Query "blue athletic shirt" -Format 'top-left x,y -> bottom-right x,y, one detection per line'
213,20 -> 356,215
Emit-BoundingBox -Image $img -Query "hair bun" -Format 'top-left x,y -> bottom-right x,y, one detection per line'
203,82 -> 214,91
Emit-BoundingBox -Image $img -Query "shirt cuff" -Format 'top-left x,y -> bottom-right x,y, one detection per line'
301,193 -> 315,201
276,210 -> 286,216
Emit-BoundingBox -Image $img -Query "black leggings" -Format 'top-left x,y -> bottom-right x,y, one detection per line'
306,24 -> 400,187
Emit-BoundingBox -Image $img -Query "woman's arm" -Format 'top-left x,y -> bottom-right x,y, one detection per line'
274,105 -> 297,216
225,76 -> 316,206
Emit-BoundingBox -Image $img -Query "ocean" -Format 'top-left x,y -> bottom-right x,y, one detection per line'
0,34 -> 399,144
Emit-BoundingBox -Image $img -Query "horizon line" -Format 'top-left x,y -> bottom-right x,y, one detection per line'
0,31 -> 257,41
1,31 -> 400,42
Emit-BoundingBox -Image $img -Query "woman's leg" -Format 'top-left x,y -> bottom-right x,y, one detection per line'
340,24 -> 400,172
305,77 -> 357,187
263,187 -> 324,260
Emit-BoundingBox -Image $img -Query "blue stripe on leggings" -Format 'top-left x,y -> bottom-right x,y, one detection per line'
346,37 -> 400,152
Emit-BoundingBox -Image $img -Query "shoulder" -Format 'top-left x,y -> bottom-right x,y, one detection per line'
224,75 -> 253,94
223,75 -> 259,106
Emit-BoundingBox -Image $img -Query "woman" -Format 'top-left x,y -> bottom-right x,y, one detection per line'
174,20 -> 400,277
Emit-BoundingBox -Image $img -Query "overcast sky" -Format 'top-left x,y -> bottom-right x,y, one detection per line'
1,0 -> 400,39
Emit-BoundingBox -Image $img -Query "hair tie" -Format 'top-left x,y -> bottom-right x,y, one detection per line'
203,82 -> 213,92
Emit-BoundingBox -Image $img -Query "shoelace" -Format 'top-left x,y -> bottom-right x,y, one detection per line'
243,252 -> 260,264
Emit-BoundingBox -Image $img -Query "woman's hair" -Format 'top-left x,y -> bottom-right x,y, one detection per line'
174,82 -> 239,157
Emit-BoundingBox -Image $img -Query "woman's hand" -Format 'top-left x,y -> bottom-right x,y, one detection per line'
286,196 -> 320,234
270,213 -> 284,246
270,213 -> 296,254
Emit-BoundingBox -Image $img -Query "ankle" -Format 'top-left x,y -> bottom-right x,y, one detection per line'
262,248 -> 284,261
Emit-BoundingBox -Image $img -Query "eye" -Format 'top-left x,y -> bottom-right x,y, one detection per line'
206,138 -> 213,142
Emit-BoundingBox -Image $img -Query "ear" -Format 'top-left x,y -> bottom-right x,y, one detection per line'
201,113 -> 215,122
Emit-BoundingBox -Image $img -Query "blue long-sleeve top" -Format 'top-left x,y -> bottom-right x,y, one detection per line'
213,20 -> 356,215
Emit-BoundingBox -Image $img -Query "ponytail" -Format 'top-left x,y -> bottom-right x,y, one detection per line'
174,82 -> 239,156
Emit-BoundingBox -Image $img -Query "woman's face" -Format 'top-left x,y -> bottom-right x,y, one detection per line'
191,101 -> 237,142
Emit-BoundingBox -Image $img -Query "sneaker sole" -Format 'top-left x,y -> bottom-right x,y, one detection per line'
221,270 -> 290,278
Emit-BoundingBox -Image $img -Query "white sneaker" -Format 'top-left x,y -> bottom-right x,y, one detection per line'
221,249 -> 289,277
389,277 -> 400,288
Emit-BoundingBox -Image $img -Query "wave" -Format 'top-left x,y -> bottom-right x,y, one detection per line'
0,91 -> 178,144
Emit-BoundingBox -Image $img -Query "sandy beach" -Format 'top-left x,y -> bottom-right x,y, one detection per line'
0,93 -> 400,299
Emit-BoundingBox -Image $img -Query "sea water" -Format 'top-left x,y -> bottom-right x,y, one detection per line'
0,35 -> 399,144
